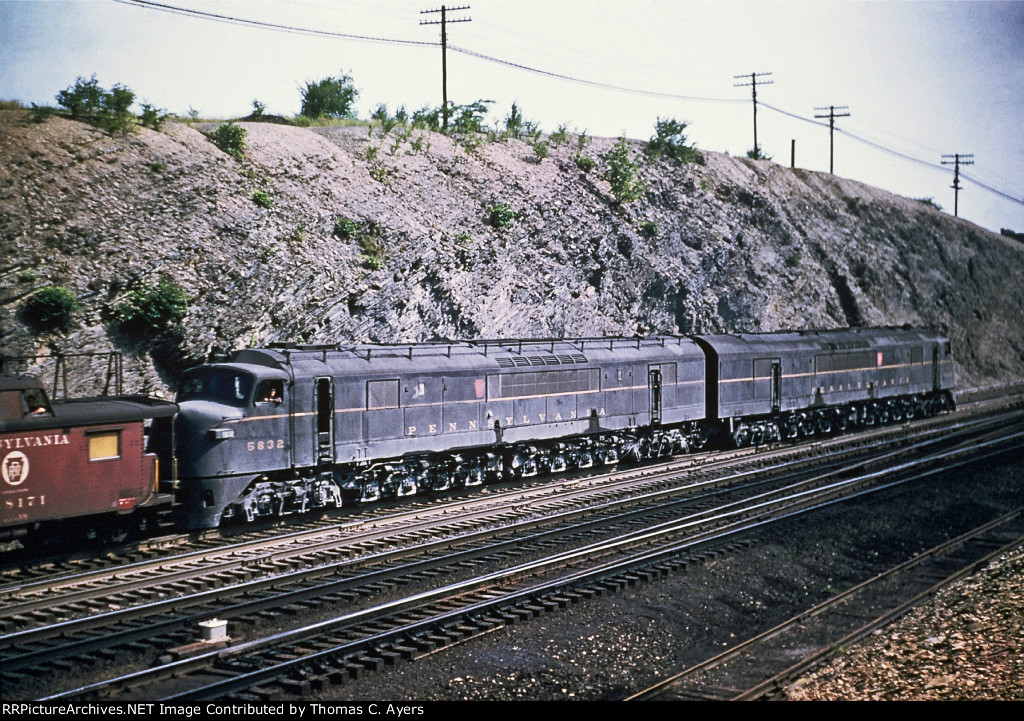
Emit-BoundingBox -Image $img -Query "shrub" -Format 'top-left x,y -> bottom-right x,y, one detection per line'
300,73 -> 358,119
449,100 -> 493,135
549,124 -> 570,147
359,233 -> 385,270
110,278 -> 190,337
333,216 -> 361,239
746,146 -> 772,161
532,140 -> 549,160
639,220 -> 659,238
29,103 -> 58,123
645,117 -> 701,163
251,100 -> 266,119
503,102 -> 539,140
21,286 -> 79,332
604,137 -> 644,204
915,197 -> 942,211
139,103 -> 168,130
486,203 -> 518,229
210,121 -> 246,158
575,154 -> 596,173
54,75 -> 135,132
251,190 -> 272,208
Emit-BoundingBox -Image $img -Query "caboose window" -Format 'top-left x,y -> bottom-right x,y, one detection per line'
88,430 -> 121,461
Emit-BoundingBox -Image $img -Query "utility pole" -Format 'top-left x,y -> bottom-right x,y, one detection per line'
941,153 -> 974,217
420,5 -> 471,131
814,105 -> 850,174
734,72 -> 773,158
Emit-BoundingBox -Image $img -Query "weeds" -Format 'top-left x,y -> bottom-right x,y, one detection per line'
486,203 -> 518,229
20,286 -> 79,332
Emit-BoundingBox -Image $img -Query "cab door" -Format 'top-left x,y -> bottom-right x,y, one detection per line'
315,377 -> 334,462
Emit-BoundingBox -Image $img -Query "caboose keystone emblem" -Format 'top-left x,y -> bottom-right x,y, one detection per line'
2,451 -> 29,486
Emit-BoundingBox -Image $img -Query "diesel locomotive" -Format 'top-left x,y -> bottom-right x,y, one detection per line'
174,327 -> 955,529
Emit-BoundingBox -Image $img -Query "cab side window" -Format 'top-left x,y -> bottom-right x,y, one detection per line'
256,380 -> 285,405
22,389 -> 52,417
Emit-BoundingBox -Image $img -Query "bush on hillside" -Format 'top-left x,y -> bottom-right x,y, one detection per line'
21,286 -> 79,332
209,121 -> 246,158
55,75 -> 135,133
109,278 -> 190,337
300,73 -> 359,119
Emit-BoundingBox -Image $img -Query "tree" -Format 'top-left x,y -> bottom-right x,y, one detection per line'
300,73 -> 359,119
604,137 -> 645,204
645,117 -> 701,163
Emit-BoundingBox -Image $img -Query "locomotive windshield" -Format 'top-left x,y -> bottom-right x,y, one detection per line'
178,368 -> 254,407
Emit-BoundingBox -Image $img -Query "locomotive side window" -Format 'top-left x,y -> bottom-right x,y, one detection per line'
367,379 -> 399,409
88,430 -> 121,461
256,380 -> 284,405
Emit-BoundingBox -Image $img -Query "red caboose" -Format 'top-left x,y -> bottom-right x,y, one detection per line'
1,375 -> 177,544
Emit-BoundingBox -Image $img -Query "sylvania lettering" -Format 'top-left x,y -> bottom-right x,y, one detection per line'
2,434 -> 71,449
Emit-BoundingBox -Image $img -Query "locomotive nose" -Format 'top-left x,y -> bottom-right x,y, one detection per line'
174,400 -> 242,478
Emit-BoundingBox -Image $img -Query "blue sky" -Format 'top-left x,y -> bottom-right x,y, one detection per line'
2,0 -> 1022,234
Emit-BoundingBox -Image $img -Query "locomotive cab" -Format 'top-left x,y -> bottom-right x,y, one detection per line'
175,363 -> 294,527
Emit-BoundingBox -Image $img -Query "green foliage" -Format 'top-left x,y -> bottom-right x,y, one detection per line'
209,121 -> 247,158
746,146 -> 772,161
604,137 -> 645,204
300,73 -> 358,119
360,233 -> 385,270
56,75 -> 104,120
449,100 -> 493,135
139,103 -> 168,130
371,104 -> 400,137
110,277 -> 190,337
21,286 -> 79,332
645,117 -> 701,163
251,190 -> 272,208
486,203 -> 518,229
639,220 -> 659,238
503,102 -> 539,140
549,124 -> 570,147
54,75 -> 135,132
915,197 -> 943,211
574,154 -> 596,173
577,130 -> 592,150
333,216 -> 361,239
29,103 -> 58,123
532,140 -> 549,160
454,232 -> 474,248
369,165 -> 389,185
785,253 -> 801,268
251,99 -> 266,119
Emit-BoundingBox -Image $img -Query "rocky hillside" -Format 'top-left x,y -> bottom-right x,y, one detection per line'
1,110 -> 1022,397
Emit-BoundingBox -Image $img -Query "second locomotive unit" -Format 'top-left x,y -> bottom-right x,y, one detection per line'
174,327 -> 954,529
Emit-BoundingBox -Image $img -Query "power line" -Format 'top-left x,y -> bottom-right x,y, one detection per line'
449,45 -> 742,104
107,0 -> 1023,210
111,0 -> 438,47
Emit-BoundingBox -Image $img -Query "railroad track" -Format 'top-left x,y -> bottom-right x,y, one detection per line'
625,507 -> 1024,701
2,405 -> 1013,642
10,409 -> 1020,701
